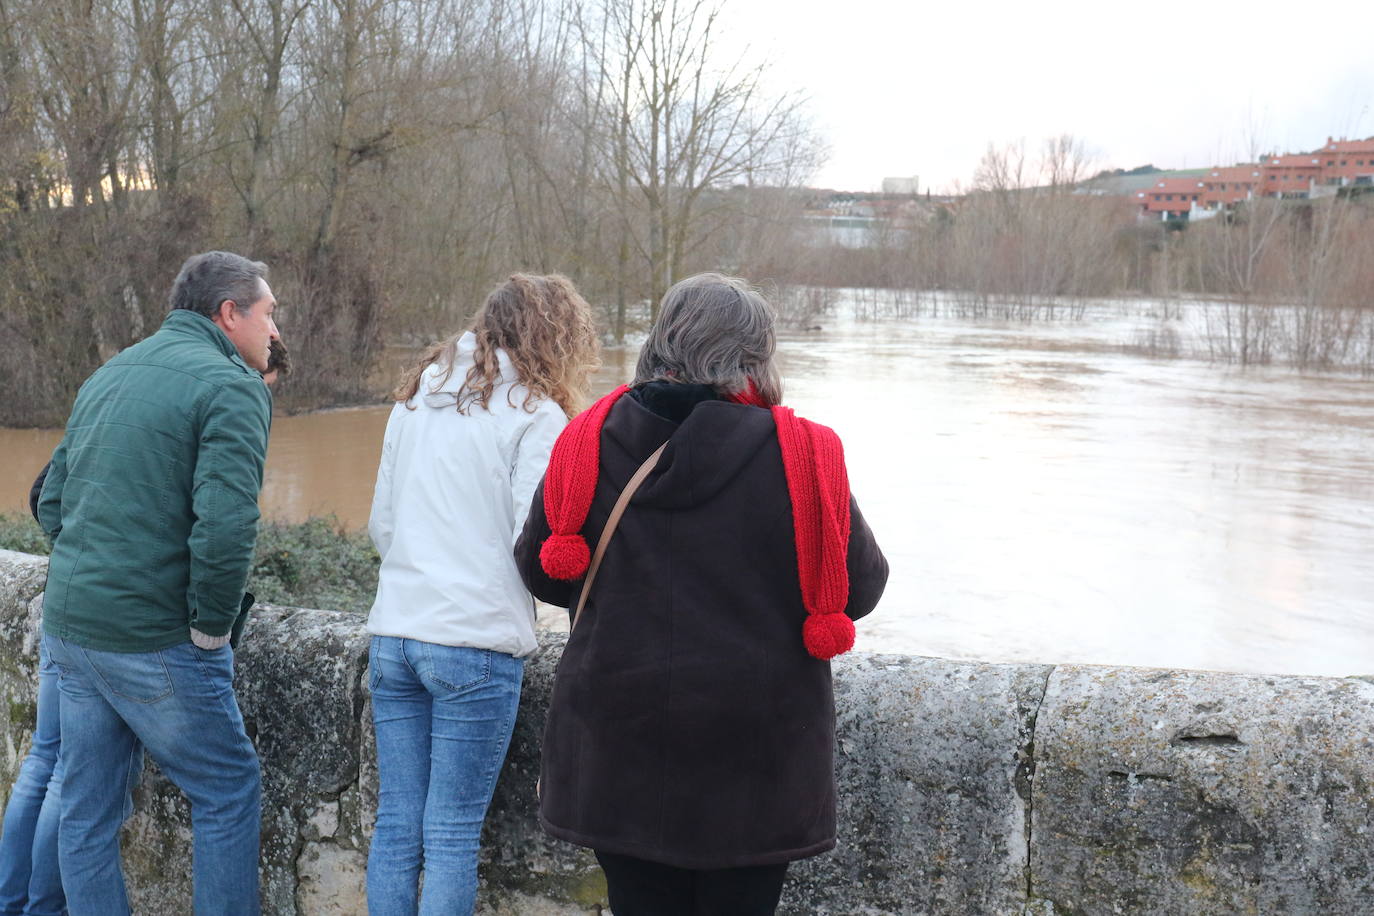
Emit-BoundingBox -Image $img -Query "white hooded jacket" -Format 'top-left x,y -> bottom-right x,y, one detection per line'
366,332 -> 567,657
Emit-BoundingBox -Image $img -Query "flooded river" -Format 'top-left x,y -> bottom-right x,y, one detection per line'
4,298 -> 1372,676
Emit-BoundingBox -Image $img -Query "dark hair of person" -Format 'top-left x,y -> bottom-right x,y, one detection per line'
265,338 -> 290,377
28,462 -> 49,523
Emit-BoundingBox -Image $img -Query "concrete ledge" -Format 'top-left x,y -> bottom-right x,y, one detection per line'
2,550 -> 1372,914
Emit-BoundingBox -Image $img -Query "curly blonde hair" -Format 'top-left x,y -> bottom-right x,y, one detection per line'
393,273 -> 600,419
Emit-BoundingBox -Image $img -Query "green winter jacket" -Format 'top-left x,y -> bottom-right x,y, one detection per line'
38,309 -> 272,652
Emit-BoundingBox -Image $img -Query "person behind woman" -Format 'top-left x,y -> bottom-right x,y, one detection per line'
515,273 -> 889,916
0,466 -> 64,916
366,274 -> 599,915
261,337 -> 290,386
0,468 -> 140,916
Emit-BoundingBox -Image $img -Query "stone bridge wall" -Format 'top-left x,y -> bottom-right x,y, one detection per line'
2,549 -> 1371,914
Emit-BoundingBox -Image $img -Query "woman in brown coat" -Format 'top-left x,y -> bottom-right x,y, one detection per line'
515,273 -> 888,915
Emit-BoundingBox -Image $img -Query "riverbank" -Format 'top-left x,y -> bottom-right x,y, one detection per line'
2,548 -> 1371,914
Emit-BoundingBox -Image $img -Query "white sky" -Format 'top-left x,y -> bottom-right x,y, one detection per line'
721,0 -> 1374,192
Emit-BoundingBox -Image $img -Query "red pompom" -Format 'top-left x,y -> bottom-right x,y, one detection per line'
803,613 -> 855,660
541,533 -> 591,580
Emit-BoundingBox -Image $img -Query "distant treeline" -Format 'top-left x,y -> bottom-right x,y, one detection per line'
794,140 -> 1374,370
0,0 -> 821,426
3,1 -> 1371,429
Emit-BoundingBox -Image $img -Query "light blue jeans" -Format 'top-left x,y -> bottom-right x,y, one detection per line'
0,643 -> 63,916
366,637 -> 524,916
44,634 -> 261,916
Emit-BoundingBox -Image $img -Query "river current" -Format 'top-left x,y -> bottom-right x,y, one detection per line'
5,298 -> 1372,676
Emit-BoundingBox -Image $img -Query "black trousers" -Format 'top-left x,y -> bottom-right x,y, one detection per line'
594,850 -> 789,916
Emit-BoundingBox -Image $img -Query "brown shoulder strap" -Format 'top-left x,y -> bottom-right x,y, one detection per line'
570,441 -> 667,632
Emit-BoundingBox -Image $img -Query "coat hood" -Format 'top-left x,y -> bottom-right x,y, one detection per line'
418,332 -> 517,409
601,395 -> 778,510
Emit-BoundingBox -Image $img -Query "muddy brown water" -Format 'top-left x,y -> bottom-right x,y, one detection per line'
4,300 -> 1372,676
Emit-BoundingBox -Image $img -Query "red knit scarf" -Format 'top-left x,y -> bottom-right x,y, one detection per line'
539,384 -> 855,660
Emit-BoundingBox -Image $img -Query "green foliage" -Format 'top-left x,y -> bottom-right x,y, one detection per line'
0,513 -> 379,615
0,513 -> 48,556
249,517 -> 379,615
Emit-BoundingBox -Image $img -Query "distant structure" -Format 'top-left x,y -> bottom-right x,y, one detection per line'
1132,136 -> 1374,221
881,176 -> 919,195
799,188 -> 956,248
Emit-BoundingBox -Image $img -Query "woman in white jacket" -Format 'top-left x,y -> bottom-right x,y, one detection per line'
365,274 -> 599,916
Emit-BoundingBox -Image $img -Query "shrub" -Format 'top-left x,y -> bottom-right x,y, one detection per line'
0,513 -> 49,556
249,517 -> 379,614
0,514 -> 379,614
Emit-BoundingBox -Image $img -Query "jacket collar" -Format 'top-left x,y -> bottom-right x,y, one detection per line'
160,309 -> 254,373
417,332 -> 517,408
455,331 -> 516,383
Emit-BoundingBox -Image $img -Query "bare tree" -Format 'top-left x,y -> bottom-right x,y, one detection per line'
221,0 -> 313,244
582,0 -> 819,322
1041,133 -> 1091,190
30,0 -> 140,210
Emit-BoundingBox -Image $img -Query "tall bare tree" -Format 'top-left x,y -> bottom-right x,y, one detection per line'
584,0 -> 819,321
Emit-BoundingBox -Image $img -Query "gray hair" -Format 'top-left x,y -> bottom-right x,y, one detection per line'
168,251 -> 269,320
633,273 -> 783,405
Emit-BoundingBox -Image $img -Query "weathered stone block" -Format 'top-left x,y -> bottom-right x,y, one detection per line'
0,550 -> 49,796
480,633 -> 610,913
295,841 -> 366,913
1029,665 -> 1374,915
0,552 -> 47,769
121,602 -> 375,914
784,653 -> 1052,915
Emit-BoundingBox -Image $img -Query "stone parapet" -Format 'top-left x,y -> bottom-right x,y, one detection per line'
2,549 -> 1371,914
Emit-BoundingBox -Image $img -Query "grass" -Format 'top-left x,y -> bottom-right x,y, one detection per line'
0,513 -> 48,556
0,513 -> 378,615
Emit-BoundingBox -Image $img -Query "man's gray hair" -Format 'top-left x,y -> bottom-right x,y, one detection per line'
168,251 -> 269,320
633,273 -> 783,405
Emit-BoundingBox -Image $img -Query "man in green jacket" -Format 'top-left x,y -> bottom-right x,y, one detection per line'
38,251 -> 279,915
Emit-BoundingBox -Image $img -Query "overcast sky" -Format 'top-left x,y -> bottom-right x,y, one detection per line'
722,0 -> 1374,192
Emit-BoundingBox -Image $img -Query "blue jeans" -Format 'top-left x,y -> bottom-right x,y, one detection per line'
0,643 -> 64,916
44,635 -> 261,916
366,637 -> 524,916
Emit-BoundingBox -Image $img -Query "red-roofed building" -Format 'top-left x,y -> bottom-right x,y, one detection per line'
1129,135 -> 1374,220
1200,165 -> 1262,209
1134,177 -> 1207,219
1310,136 -> 1374,188
1261,153 -> 1322,197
